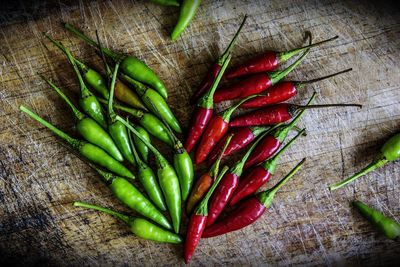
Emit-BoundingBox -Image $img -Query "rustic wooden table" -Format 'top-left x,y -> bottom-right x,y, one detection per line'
1,0 -> 399,266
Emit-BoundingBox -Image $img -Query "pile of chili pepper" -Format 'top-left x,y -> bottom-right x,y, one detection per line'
21,13 -> 400,264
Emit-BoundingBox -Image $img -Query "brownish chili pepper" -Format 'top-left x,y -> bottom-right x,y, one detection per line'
241,68 -> 352,108
203,159 -> 305,238
225,35 -> 338,79
186,135 -> 233,214
190,15 -> 247,102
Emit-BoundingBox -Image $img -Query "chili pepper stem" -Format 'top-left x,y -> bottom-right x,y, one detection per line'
74,201 -> 131,224
64,23 -> 122,62
258,158 -> 305,207
295,103 -> 362,110
295,68 -> 352,89
198,54 -> 232,109
278,35 -> 338,63
99,98 -> 143,119
222,94 -> 260,121
218,15 -> 248,64
20,105 -> 79,148
329,156 -> 388,191
269,46 -> 310,85
108,62 -> 120,119
211,134 -> 233,177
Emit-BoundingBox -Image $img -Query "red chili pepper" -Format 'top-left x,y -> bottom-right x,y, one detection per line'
190,15 -> 247,103
184,54 -> 232,153
214,48 -> 310,103
225,35 -> 338,79
184,166 -> 229,263
241,68 -> 352,109
186,135 -> 233,214
203,159 -> 305,238
206,126 -> 271,164
195,94 -> 258,164
230,129 -> 305,206
207,128 -> 275,226
230,102 -> 362,128
244,93 -> 316,168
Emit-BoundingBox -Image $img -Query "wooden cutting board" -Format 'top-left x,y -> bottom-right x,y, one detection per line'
1,0 -> 399,265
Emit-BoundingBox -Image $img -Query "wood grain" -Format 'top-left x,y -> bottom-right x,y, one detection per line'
1,0 -> 399,265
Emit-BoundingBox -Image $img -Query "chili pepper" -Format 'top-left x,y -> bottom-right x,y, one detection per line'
352,200 -> 400,240
150,0 -> 180,7
243,93 -> 315,168
131,125 -> 150,162
64,23 -> 168,99
186,134 -> 233,214
207,126 -> 272,165
191,15 -> 247,102
44,35 -> 107,128
230,102 -> 362,127
207,128 -> 275,226
229,129 -> 305,206
98,99 -> 173,146
148,101 -> 194,201
184,166 -> 229,263
184,54 -> 231,153
74,202 -> 180,243
105,62 -> 136,166
214,46 -> 311,103
40,76 -> 123,162
195,94 -> 259,164
225,35 -> 338,79
241,68 -> 352,108
116,116 -> 182,233
127,122 -> 167,211
20,105 -> 134,178
170,0 -> 201,41
329,132 -> 400,190
203,159 -> 305,238
121,74 -> 182,133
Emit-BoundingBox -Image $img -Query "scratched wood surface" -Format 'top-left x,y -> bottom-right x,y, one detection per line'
1,0 -> 400,266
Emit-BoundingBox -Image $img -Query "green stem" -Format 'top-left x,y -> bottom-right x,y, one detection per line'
196,166 -> 229,215
126,118 -> 144,166
98,98 -> 143,119
258,158 -> 305,207
64,23 -> 122,62
120,74 -> 147,96
209,134 -> 233,178
269,46 -> 310,85
40,75 -> 85,120
295,68 -> 352,89
218,15 -> 247,64
108,62 -> 120,119
95,30 -> 113,77
198,54 -> 232,109
329,157 -> 388,191
221,94 -> 260,121
294,103 -> 362,111
278,35 -> 338,63
73,201 -> 131,225
20,105 -> 80,149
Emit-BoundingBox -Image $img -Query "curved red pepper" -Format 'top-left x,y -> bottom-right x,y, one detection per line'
225,36 -> 338,80
203,159 -> 305,238
244,135 -> 280,169
184,54 -> 232,153
190,16 -> 247,103
241,68 -> 352,109
230,129 -> 305,206
184,166 -> 228,264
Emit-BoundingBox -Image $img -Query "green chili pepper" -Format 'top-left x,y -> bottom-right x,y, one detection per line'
148,100 -> 193,201
329,132 -> 400,190
106,62 -> 135,166
44,34 -> 107,128
74,201 -> 180,243
132,125 -> 150,162
64,23 -> 168,99
121,74 -> 182,133
116,115 -> 182,234
20,105 -> 134,178
171,0 -> 201,41
98,99 -> 173,146
352,200 -> 400,240
40,75 -> 123,162
150,0 -> 180,7
126,120 -> 167,211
